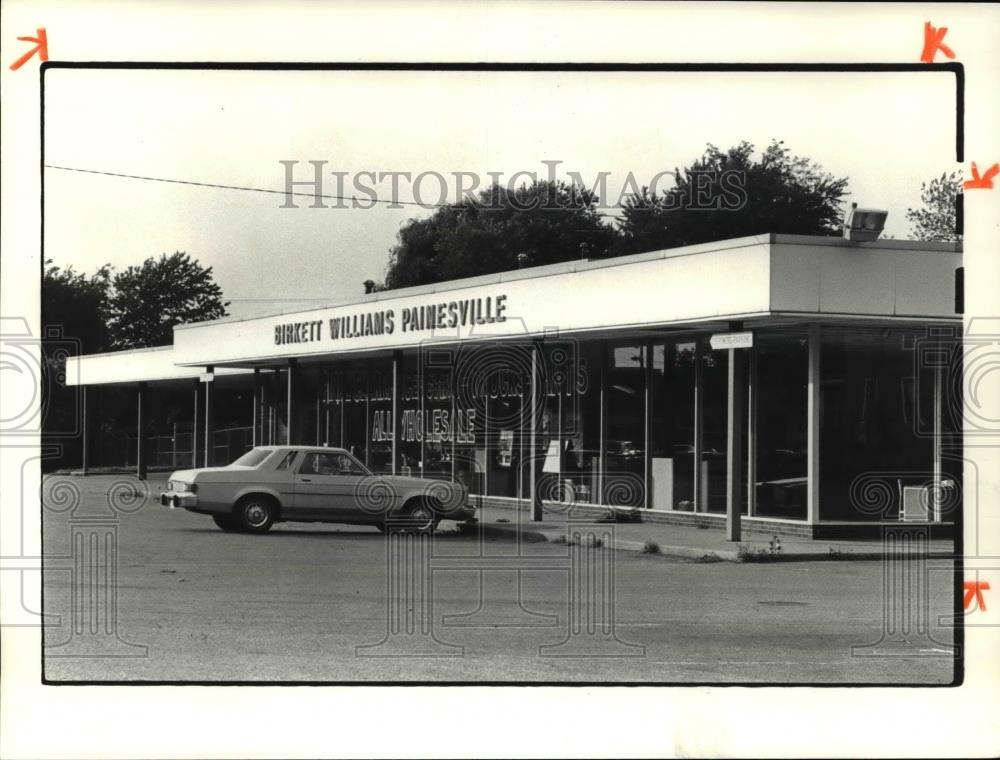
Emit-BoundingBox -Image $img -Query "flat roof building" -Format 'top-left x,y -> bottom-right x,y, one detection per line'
66,233 -> 964,538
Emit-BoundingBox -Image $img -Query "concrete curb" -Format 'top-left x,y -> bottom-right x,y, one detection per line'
478,522 -> 741,561
476,522 -> 953,563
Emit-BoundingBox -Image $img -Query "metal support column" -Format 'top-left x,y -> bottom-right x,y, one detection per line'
530,340 -> 543,522
315,372 -> 322,446
391,351 -> 401,474
598,341 -> 607,506
267,372 -> 275,445
286,359 -> 296,445
136,382 -> 147,480
806,324 -> 821,526
643,341 -> 653,510
932,357 -> 943,523
323,369 -> 332,446
192,380 -> 199,467
203,367 -> 214,468
483,393 -> 490,498
252,368 -> 261,447
693,339 -> 704,513
725,342 -> 746,542
81,386 -> 89,475
746,343 -> 757,516
339,370 -> 345,448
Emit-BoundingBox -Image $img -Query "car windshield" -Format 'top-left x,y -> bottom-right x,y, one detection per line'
229,448 -> 273,468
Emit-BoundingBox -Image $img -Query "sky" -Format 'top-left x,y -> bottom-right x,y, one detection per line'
43,68 -> 958,320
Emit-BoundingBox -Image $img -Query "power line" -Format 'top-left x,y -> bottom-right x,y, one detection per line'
43,164 -> 625,217
44,164 -> 433,209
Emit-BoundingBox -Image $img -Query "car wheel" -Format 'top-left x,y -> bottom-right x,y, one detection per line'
393,500 -> 438,535
212,514 -> 240,532
237,496 -> 276,533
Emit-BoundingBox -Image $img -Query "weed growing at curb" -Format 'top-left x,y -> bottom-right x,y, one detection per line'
735,536 -> 785,562
641,541 -> 661,555
737,543 -> 783,562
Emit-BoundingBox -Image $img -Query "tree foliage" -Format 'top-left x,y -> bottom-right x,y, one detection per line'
905,171 -> 961,242
42,252 -> 229,353
42,260 -> 112,354
106,252 -> 230,349
383,180 -> 616,289
380,142 -> 850,289
616,140 -> 849,254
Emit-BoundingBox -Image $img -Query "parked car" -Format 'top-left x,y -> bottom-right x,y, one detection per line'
160,445 -> 475,535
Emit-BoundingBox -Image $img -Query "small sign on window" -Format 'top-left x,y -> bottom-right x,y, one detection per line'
710,331 -> 754,350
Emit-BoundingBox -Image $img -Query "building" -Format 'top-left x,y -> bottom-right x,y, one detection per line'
66,233 -> 964,538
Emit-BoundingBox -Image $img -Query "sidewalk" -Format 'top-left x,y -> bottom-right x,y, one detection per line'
468,501 -> 956,562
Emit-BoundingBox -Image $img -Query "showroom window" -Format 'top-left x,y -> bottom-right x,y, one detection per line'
820,327 -> 935,521
754,331 -> 808,520
604,342 -> 646,508
649,340 -> 697,511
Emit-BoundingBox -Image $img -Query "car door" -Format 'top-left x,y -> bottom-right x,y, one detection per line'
292,452 -> 368,520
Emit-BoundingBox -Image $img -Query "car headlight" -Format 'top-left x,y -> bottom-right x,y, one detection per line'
168,481 -> 197,494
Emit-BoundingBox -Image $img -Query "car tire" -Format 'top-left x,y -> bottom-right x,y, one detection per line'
236,495 -> 276,534
392,500 -> 438,535
212,514 -> 240,532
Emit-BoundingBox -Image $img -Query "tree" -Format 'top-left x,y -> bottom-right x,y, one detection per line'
383,180 -> 617,289
106,251 -> 230,349
905,171 -> 961,242
42,260 -> 112,354
40,262 -> 113,471
615,140 -> 849,255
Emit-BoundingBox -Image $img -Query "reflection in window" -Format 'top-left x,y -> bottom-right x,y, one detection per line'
396,356 -> 423,477
755,332 -> 807,519
367,360 -> 394,474
604,343 -> 646,508
423,358 -> 454,481
291,365 -> 323,447
340,362 -> 368,464
700,344 -> 731,514
538,340 -> 601,505
649,341 -> 696,510
462,343 -> 529,499
820,327 -> 934,521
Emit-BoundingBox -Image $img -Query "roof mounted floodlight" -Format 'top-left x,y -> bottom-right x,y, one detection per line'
843,203 -> 888,242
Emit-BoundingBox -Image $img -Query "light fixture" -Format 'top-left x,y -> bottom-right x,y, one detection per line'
842,203 -> 888,242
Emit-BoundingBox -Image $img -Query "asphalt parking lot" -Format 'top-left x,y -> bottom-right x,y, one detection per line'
41,476 -> 957,684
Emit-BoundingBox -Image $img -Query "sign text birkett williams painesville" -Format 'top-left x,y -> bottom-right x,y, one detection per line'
273,294 -> 508,346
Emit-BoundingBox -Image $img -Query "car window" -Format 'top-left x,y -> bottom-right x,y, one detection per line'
230,448 -> 272,468
275,451 -> 298,470
298,452 -> 367,476
338,454 -> 369,475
